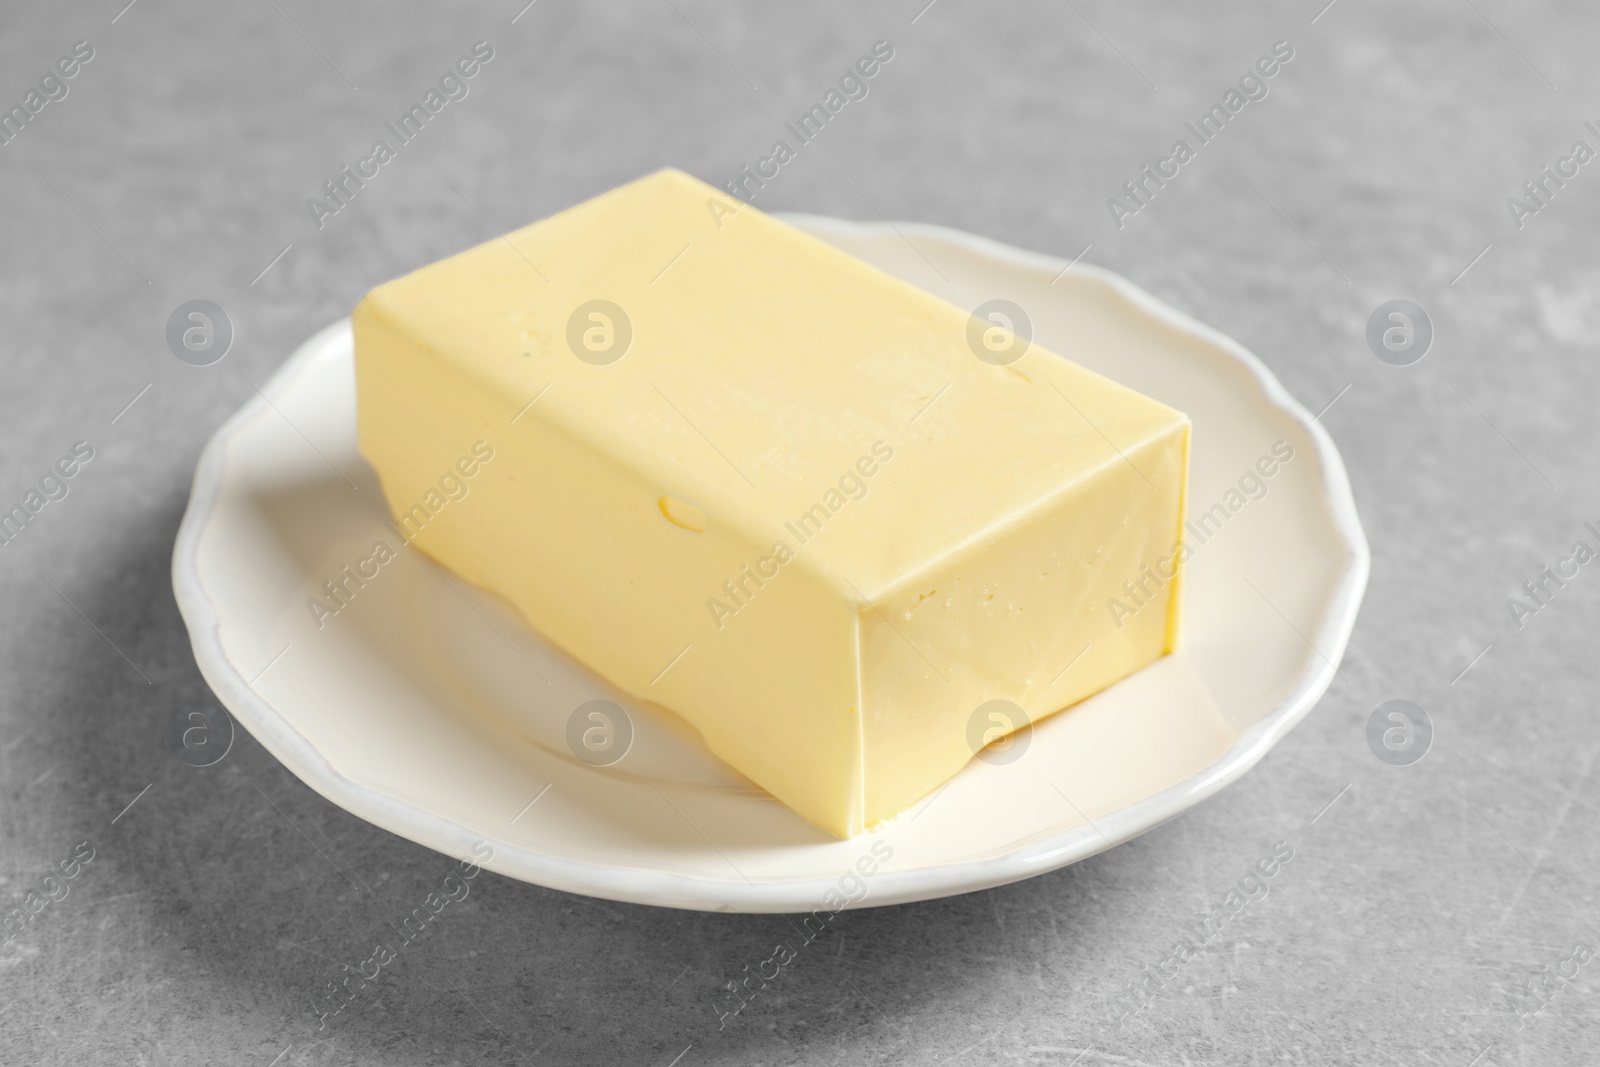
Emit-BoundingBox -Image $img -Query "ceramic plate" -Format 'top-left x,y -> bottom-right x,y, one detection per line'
171,215 -> 1367,913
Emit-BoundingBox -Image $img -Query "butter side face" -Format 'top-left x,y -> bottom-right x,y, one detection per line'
353,168 -> 1189,838
857,426 -> 1187,825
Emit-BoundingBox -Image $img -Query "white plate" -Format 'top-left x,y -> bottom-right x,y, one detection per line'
172,216 -> 1368,913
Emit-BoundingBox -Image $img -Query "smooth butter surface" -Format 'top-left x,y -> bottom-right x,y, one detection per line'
353,169 -> 1189,837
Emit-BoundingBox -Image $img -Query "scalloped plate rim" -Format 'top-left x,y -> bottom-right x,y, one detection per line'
170,214 -> 1369,912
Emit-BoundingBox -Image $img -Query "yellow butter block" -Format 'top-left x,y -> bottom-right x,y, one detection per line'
354,169 -> 1189,838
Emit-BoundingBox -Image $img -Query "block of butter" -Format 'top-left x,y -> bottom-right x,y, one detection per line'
354,169 -> 1189,838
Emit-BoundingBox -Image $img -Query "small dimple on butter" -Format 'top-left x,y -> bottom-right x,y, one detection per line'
658,496 -> 707,533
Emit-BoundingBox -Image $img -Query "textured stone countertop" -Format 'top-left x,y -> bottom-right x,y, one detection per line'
3,1 -> 1598,1064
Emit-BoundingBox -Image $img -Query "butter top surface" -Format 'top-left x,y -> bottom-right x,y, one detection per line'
358,169 -> 1187,599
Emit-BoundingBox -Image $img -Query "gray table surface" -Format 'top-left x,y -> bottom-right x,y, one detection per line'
4,0 -> 1599,1063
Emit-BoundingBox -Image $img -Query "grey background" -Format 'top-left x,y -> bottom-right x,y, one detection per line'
2,0 -> 1598,1063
